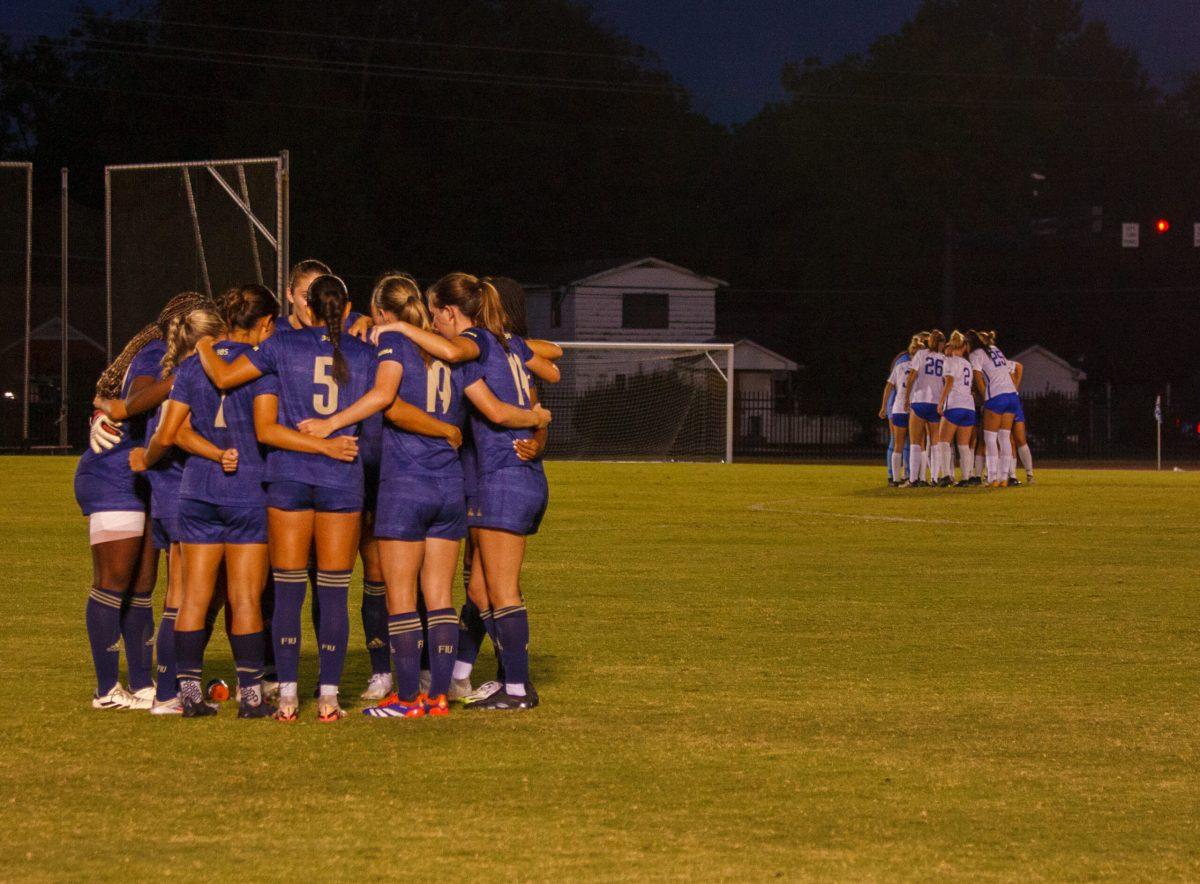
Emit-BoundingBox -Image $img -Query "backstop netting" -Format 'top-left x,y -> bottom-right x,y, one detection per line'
537,342 -> 734,461
0,163 -> 32,447
106,155 -> 287,360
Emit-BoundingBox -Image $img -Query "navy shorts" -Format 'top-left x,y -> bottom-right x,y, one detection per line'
73,470 -> 148,517
985,392 -> 1020,416
1013,398 -> 1026,424
943,408 -> 976,428
910,402 -> 940,423
266,480 -> 362,514
469,467 -> 549,536
375,474 -> 466,542
179,497 -> 268,545
889,412 -> 909,428
152,515 -> 182,550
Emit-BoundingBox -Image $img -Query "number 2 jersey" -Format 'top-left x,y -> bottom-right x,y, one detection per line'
375,332 -> 466,478
942,355 -> 975,411
245,326 -> 375,493
459,327 -> 540,478
968,346 -> 1017,399
170,343 -> 276,506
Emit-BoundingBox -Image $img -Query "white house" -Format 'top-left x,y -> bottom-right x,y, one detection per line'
1011,345 -> 1087,396
524,256 -> 797,387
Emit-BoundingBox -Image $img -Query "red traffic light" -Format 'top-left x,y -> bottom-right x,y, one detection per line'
1155,218 -> 1170,233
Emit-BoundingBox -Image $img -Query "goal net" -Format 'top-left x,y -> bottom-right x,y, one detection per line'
536,342 -> 734,462
105,155 -> 287,360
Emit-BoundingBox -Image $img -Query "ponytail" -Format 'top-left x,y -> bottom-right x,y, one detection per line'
161,307 -> 226,376
221,284 -> 279,330
426,272 -> 512,351
95,291 -> 210,397
373,272 -> 435,363
307,274 -> 350,385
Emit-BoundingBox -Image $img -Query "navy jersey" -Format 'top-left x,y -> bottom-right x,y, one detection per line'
246,326 -> 374,492
172,344 -> 275,506
459,327 -> 540,477
281,310 -> 365,335
75,339 -> 167,488
376,332 -> 465,478
144,365 -> 188,520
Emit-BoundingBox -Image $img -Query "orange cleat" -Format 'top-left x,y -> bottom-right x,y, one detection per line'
423,694 -> 450,717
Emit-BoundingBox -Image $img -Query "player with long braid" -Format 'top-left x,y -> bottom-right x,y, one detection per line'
78,292 -> 210,710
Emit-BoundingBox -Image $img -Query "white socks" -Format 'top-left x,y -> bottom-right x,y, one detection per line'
891,451 -> 904,482
936,442 -> 952,481
1017,443 -> 1033,477
452,660 -> 473,681
909,444 -> 924,483
984,430 -> 999,482
957,444 -> 973,481
998,429 -> 1012,482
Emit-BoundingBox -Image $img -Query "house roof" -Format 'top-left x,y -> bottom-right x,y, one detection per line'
520,256 -> 728,289
0,317 -> 106,356
1012,344 -> 1087,381
709,336 -> 801,372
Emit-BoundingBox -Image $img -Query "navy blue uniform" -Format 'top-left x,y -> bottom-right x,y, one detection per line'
460,328 -> 548,536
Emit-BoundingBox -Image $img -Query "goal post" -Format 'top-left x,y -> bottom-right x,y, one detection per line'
104,153 -> 288,362
0,162 -> 32,446
538,341 -> 735,462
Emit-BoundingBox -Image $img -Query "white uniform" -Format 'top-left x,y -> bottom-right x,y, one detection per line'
969,346 -> 1017,399
943,355 -> 975,411
1009,360 -> 1022,389
887,361 -> 910,415
907,348 -> 947,405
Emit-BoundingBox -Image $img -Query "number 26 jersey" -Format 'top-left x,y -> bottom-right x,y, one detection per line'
246,326 -> 375,492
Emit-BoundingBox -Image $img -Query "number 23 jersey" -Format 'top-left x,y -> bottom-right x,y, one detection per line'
246,326 -> 375,491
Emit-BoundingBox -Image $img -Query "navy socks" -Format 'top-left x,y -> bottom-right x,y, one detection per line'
85,586 -> 123,695
387,612 -> 423,701
425,607 -> 459,697
120,591 -> 155,692
493,604 -> 530,689
361,580 -> 389,676
271,569 -> 307,685
155,605 -> 179,701
315,570 -> 351,692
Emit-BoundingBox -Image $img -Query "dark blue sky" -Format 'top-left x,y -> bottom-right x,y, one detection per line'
2,0 -> 1197,123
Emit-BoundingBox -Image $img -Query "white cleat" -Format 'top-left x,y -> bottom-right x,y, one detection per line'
448,677 -> 474,702
92,684 -> 136,710
150,696 -> 183,715
463,680 -> 503,704
128,686 -> 155,710
360,672 -> 394,701
418,670 -> 432,696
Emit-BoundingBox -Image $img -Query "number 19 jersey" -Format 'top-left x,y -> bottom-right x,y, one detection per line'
376,332 -> 465,478
459,327 -> 539,477
246,326 -> 375,492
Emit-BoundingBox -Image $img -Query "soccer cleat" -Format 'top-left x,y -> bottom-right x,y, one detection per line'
897,480 -> 912,488
238,698 -> 277,719
273,698 -> 299,723
261,678 -> 280,702
360,672 -> 394,701
317,699 -> 346,722
150,696 -> 182,716
954,479 -> 971,488
418,670 -> 432,696
464,686 -> 538,711
909,480 -> 927,488
968,476 -> 983,486
937,477 -> 952,488
1008,477 -> 1022,487
128,686 -> 155,710
92,684 -> 136,710
424,693 -> 450,717
462,680 -> 503,704
181,695 -> 218,718
362,693 -> 425,718
448,677 -> 474,702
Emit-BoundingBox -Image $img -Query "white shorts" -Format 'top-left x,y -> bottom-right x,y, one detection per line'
88,510 -> 146,546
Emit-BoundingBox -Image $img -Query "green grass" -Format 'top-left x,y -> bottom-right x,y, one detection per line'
1,458 -> 1199,881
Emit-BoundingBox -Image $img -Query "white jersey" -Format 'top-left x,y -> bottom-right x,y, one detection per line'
943,355 -> 975,411
1009,360 -> 1022,391
908,348 -> 947,405
887,360 -> 911,414
969,346 -> 1017,398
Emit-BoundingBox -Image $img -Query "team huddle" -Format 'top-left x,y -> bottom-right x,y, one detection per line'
880,329 -> 1035,488
74,261 -> 558,720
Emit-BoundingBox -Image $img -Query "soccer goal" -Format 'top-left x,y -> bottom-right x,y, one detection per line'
537,342 -> 735,462
0,162 -> 32,447
104,153 -> 289,360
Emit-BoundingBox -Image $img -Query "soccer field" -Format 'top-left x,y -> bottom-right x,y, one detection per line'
1,458 -> 1197,881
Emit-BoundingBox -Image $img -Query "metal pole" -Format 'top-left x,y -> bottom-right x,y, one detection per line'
181,168 -> 211,297
725,345 -> 735,463
21,164 -> 31,447
279,150 -> 290,311
60,168 -> 69,449
235,164 -> 265,285
104,167 -> 112,363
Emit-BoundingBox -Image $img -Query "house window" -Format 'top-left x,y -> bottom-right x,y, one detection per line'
622,292 -> 669,329
551,289 -> 565,328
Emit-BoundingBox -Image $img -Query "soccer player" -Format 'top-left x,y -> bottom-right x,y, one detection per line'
77,292 -> 210,710
902,329 -> 946,487
194,275 -> 369,722
1008,357 -> 1034,485
968,329 -> 1020,488
879,336 -> 921,486
934,330 -> 977,486
380,273 -> 559,710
